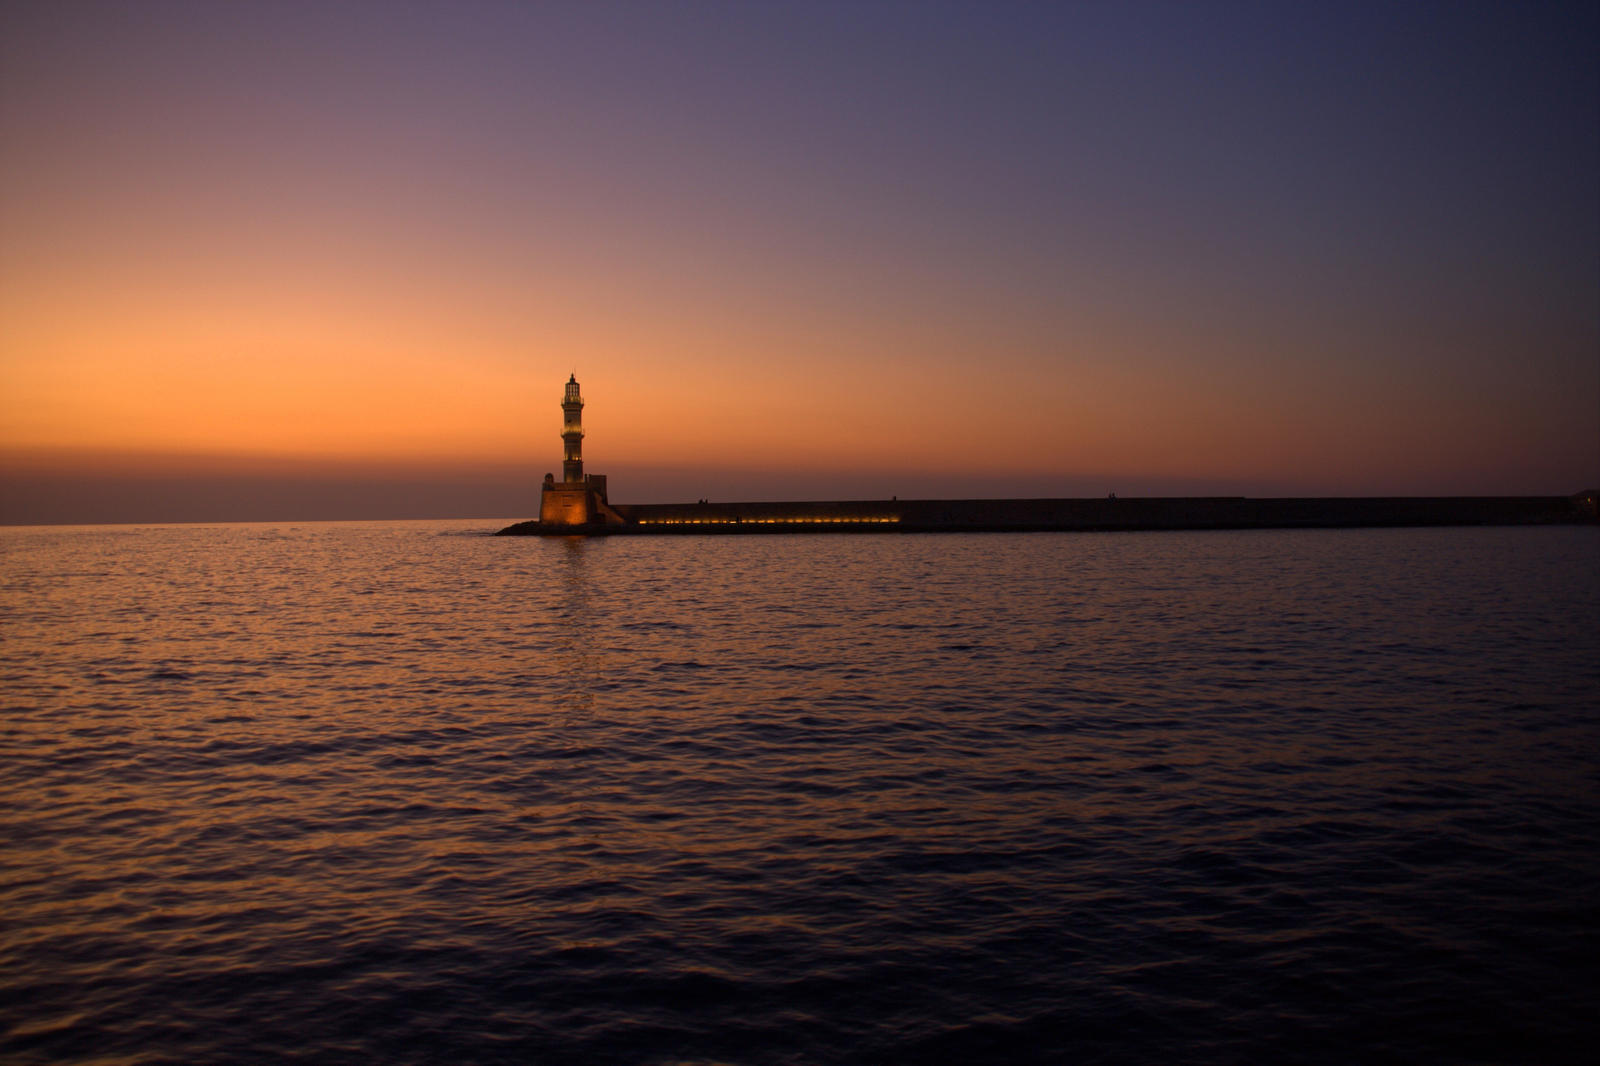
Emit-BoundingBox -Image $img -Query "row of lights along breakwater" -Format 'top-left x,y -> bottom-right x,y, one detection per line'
636,516 -> 900,526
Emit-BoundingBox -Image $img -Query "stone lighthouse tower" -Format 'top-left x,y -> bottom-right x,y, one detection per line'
539,373 -> 617,527
561,374 -> 585,483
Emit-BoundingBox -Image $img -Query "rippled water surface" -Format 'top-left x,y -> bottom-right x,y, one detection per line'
3,522 -> 1597,1064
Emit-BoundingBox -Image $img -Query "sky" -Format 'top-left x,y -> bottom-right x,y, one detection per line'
2,0 -> 1596,523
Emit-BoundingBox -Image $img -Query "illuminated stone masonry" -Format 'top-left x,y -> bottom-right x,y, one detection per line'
537,374 -> 624,529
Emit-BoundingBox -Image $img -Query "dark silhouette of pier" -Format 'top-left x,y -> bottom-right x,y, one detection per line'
498,493 -> 1597,535
506,375 -> 1597,536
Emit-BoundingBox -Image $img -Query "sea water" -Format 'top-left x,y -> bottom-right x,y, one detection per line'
2,522 -> 1596,1064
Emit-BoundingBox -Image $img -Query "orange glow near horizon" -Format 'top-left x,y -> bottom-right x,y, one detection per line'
4,261 -> 1587,499
4,193 -> 1588,499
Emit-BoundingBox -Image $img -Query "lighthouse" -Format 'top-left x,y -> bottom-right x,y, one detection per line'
539,373 -> 618,527
561,374 -> 585,483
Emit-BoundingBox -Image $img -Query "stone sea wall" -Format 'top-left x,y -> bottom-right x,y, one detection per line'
497,494 -> 1597,535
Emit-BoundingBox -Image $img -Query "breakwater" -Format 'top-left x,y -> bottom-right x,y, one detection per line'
497,493 -> 1597,535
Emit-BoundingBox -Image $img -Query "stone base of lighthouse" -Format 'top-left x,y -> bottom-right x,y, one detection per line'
540,474 -> 622,528
539,480 -> 591,525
